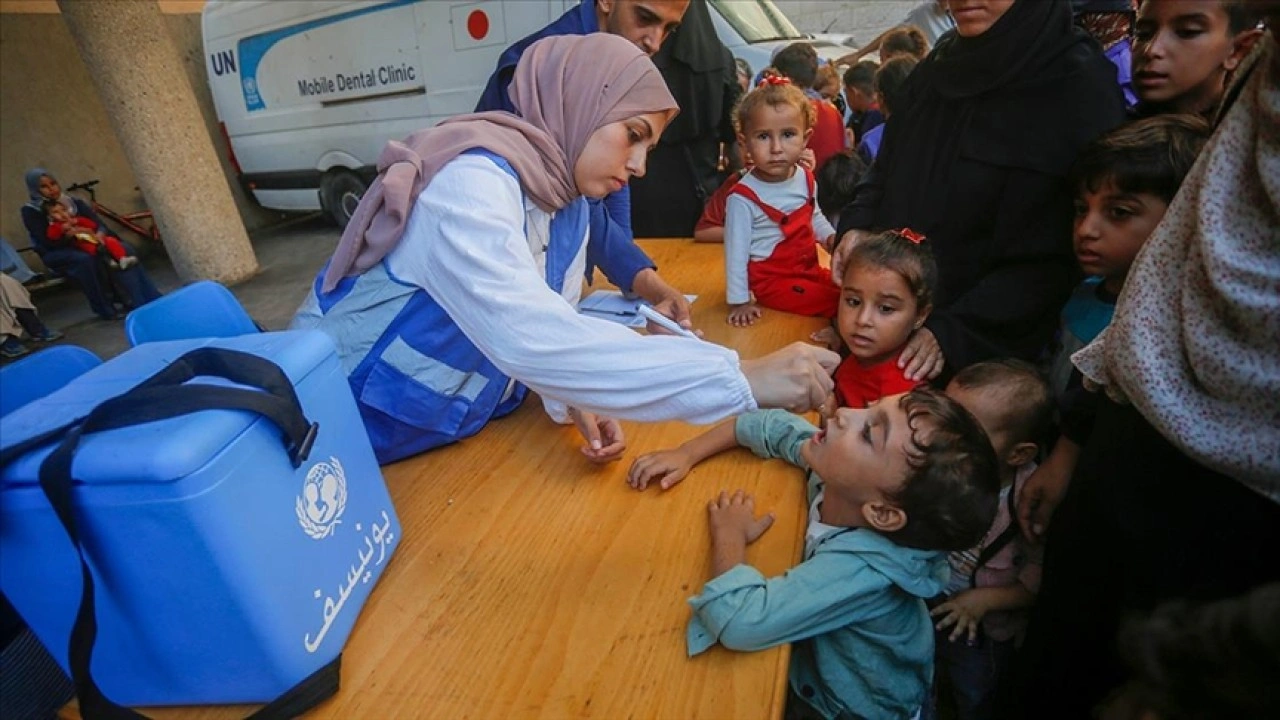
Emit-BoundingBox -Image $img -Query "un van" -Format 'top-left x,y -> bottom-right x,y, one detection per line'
202,0 -> 850,227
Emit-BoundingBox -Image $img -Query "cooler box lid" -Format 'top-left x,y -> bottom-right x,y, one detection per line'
0,331 -> 336,488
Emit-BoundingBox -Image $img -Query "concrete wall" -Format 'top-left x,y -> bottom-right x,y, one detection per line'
772,0 -> 919,40
0,1 -> 283,252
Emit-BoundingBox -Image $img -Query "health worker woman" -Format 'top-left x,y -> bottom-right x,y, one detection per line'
294,34 -> 838,464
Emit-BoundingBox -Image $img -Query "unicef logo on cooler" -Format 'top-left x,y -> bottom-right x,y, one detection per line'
296,457 -> 347,539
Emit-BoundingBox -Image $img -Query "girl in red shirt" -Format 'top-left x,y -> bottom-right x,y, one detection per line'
830,229 -> 936,409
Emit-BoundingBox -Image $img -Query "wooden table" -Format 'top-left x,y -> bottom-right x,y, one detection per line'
64,240 -> 830,720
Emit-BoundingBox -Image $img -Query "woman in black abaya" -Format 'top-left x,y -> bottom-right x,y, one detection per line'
833,0 -> 1126,380
629,0 -> 739,238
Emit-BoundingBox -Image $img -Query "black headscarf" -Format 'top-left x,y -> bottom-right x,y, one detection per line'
649,0 -> 735,145
878,0 -> 1123,228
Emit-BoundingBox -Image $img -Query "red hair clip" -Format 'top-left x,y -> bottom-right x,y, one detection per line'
758,74 -> 791,88
894,228 -> 927,244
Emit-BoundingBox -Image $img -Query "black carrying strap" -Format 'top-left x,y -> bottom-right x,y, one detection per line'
0,348 -> 317,469
8,347 -> 335,719
969,484 -> 1021,588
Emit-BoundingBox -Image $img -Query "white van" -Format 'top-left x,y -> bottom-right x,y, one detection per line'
705,0 -> 852,84
202,0 -> 853,226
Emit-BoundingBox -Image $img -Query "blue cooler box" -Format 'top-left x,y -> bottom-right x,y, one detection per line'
0,330 -> 401,707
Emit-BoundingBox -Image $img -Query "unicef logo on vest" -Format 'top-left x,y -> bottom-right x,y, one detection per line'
296,457 -> 347,540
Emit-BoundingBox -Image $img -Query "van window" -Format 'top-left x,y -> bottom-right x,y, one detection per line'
709,0 -> 803,43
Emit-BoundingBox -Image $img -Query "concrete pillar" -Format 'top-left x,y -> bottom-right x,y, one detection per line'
57,0 -> 258,284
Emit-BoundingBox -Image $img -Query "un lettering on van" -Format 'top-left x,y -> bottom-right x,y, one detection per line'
241,2 -> 423,112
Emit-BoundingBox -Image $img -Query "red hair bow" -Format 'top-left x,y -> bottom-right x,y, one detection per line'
758,74 -> 791,88
894,228 -> 927,244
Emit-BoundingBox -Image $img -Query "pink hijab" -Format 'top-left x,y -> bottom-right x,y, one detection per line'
322,33 -> 678,292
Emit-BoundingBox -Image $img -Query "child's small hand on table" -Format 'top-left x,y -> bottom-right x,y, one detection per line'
727,303 -> 762,327
930,590 -> 989,644
708,490 -> 775,546
568,407 -> 626,464
628,448 -> 693,491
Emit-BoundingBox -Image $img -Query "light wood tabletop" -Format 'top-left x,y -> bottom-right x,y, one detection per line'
63,239 -> 831,720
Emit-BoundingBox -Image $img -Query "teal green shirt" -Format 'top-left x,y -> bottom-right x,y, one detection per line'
687,410 -> 948,720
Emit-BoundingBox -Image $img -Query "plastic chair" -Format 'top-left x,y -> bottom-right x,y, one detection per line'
125,281 -> 260,346
0,345 -> 102,417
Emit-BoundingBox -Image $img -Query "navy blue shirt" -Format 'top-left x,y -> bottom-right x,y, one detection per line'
476,1 -> 656,293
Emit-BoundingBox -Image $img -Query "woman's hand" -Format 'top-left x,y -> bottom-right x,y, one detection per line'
1017,436 -> 1080,542
727,302 -> 762,327
632,268 -> 696,335
830,229 -> 872,285
741,342 -> 840,413
628,448 -> 693,491
568,407 -> 626,464
897,328 -> 945,381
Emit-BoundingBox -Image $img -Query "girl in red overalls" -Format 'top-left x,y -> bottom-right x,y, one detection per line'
724,74 -> 839,327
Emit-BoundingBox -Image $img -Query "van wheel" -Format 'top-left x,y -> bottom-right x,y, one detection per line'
320,171 -> 366,228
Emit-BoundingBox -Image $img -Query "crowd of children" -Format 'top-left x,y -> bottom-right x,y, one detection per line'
627,2 -> 1273,718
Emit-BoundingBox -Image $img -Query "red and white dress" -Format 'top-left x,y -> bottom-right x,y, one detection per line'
724,167 -> 840,318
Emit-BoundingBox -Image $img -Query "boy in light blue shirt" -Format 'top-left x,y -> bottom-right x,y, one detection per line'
629,388 -> 1000,719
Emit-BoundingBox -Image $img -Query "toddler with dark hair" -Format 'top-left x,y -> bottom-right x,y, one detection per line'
628,387 -> 1001,719
927,359 -> 1053,720
815,150 -> 867,227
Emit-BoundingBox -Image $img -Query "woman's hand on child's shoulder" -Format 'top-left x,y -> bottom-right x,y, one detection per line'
707,489 -> 775,546
728,302 -> 763,327
628,448 -> 693,491
897,328 -> 945,382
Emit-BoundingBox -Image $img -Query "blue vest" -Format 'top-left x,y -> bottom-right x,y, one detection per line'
293,150 -> 589,464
